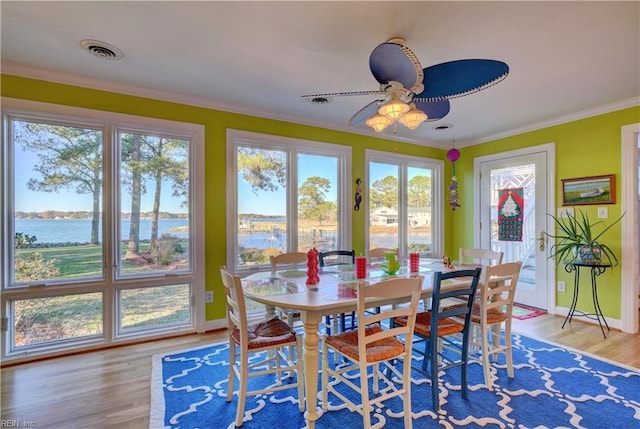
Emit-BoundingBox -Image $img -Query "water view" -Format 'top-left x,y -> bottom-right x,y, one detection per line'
15,218 -> 189,243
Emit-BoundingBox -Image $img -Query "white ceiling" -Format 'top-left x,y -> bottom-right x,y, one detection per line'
2,1 -> 639,148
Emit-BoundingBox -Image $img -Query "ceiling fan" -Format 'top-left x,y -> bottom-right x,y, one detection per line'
301,38 -> 509,132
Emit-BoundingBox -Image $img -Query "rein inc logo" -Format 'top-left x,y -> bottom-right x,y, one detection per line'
1,421 -> 35,428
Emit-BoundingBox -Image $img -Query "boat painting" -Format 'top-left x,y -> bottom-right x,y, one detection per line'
579,187 -> 605,198
562,175 -> 615,205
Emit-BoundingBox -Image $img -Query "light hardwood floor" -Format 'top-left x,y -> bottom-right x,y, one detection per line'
2,314 -> 639,428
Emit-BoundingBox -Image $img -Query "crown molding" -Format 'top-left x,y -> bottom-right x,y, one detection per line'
469,96 -> 640,146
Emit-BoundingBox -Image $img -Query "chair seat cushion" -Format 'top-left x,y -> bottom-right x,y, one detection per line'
394,312 -> 464,338
325,324 -> 404,363
231,318 -> 297,349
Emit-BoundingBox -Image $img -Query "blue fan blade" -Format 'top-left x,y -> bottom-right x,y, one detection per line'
348,100 -> 382,126
416,59 -> 509,101
414,100 -> 450,121
369,41 -> 422,91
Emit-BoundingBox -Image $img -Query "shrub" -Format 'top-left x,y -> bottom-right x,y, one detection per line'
150,233 -> 184,265
15,232 -> 37,248
15,252 -> 60,281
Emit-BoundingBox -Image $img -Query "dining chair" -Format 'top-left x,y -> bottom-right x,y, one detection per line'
367,248 -> 400,312
269,252 -> 307,327
458,248 -> 504,266
219,266 -> 304,427
457,248 -> 504,354
319,249 -> 356,333
393,267 -> 482,411
318,249 -> 356,267
321,276 -> 424,429
468,261 -> 522,389
367,247 -> 399,260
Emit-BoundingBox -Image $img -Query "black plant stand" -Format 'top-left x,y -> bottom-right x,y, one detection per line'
562,262 -> 611,338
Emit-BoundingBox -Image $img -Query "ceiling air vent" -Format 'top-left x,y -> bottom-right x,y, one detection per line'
80,40 -> 123,60
307,96 -> 332,104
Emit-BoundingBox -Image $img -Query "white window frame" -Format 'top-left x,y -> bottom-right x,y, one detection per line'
226,129 -> 352,275
1,98 -> 205,362
365,149 -> 444,259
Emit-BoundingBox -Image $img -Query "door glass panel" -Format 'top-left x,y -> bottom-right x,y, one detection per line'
118,132 -> 191,276
369,162 -> 399,250
297,153 -> 338,252
489,164 -> 536,262
407,166 -> 433,253
488,163 -> 540,306
236,146 -> 287,266
12,293 -> 103,349
11,119 -> 104,284
119,284 -> 191,333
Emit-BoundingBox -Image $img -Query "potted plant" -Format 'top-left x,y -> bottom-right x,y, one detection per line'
546,208 -> 624,266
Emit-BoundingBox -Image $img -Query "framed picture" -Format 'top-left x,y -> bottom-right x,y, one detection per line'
561,174 -> 616,206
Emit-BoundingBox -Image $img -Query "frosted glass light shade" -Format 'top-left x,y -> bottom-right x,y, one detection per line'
365,114 -> 393,132
377,99 -> 410,119
398,105 -> 428,130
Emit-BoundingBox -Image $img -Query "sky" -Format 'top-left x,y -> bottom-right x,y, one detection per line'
238,153 -> 338,216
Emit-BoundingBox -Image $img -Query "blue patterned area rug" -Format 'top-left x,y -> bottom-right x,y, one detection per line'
150,334 -> 640,429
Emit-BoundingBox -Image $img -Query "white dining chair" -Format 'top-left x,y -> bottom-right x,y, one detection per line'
219,266 -> 304,427
269,252 -> 307,327
469,261 -> 522,388
367,247 -> 399,260
458,248 -> 504,266
322,276 -> 423,429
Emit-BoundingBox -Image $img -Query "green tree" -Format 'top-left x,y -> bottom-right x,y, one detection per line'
370,175 -> 398,208
142,137 -> 189,243
16,122 -> 102,244
408,175 -> 431,207
298,176 -> 335,224
122,134 -> 144,258
121,133 -> 189,260
237,147 -> 286,194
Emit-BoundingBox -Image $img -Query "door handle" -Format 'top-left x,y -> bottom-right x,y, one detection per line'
538,231 -> 545,251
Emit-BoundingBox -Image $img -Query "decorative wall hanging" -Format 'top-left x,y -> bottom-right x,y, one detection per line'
447,143 -> 461,210
498,187 -> 524,241
354,177 -> 362,211
561,174 -> 615,206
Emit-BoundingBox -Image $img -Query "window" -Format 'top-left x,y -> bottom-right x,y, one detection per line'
366,149 -> 443,258
1,99 -> 204,361
226,130 -> 351,274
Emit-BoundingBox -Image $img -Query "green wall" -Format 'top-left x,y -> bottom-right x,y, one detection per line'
0,74 -> 445,322
449,107 -> 640,318
2,74 -> 638,321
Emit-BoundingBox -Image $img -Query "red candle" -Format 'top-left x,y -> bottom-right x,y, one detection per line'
355,256 -> 367,279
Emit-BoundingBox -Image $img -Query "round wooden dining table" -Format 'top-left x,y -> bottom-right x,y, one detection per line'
241,260 -> 473,428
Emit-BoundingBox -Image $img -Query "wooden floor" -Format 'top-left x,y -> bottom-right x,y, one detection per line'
2,314 -> 639,428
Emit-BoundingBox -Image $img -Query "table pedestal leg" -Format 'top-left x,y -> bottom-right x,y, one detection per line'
301,311 -> 322,428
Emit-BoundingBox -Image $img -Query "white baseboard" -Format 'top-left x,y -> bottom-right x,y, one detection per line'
554,306 -> 621,331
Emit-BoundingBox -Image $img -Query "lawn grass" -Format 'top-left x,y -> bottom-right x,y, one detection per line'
13,243 -> 191,347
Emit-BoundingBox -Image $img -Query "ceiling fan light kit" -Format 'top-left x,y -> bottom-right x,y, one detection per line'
397,103 -> 428,130
377,98 -> 411,120
365,114 -> 394,132
301,37 -> 509,134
